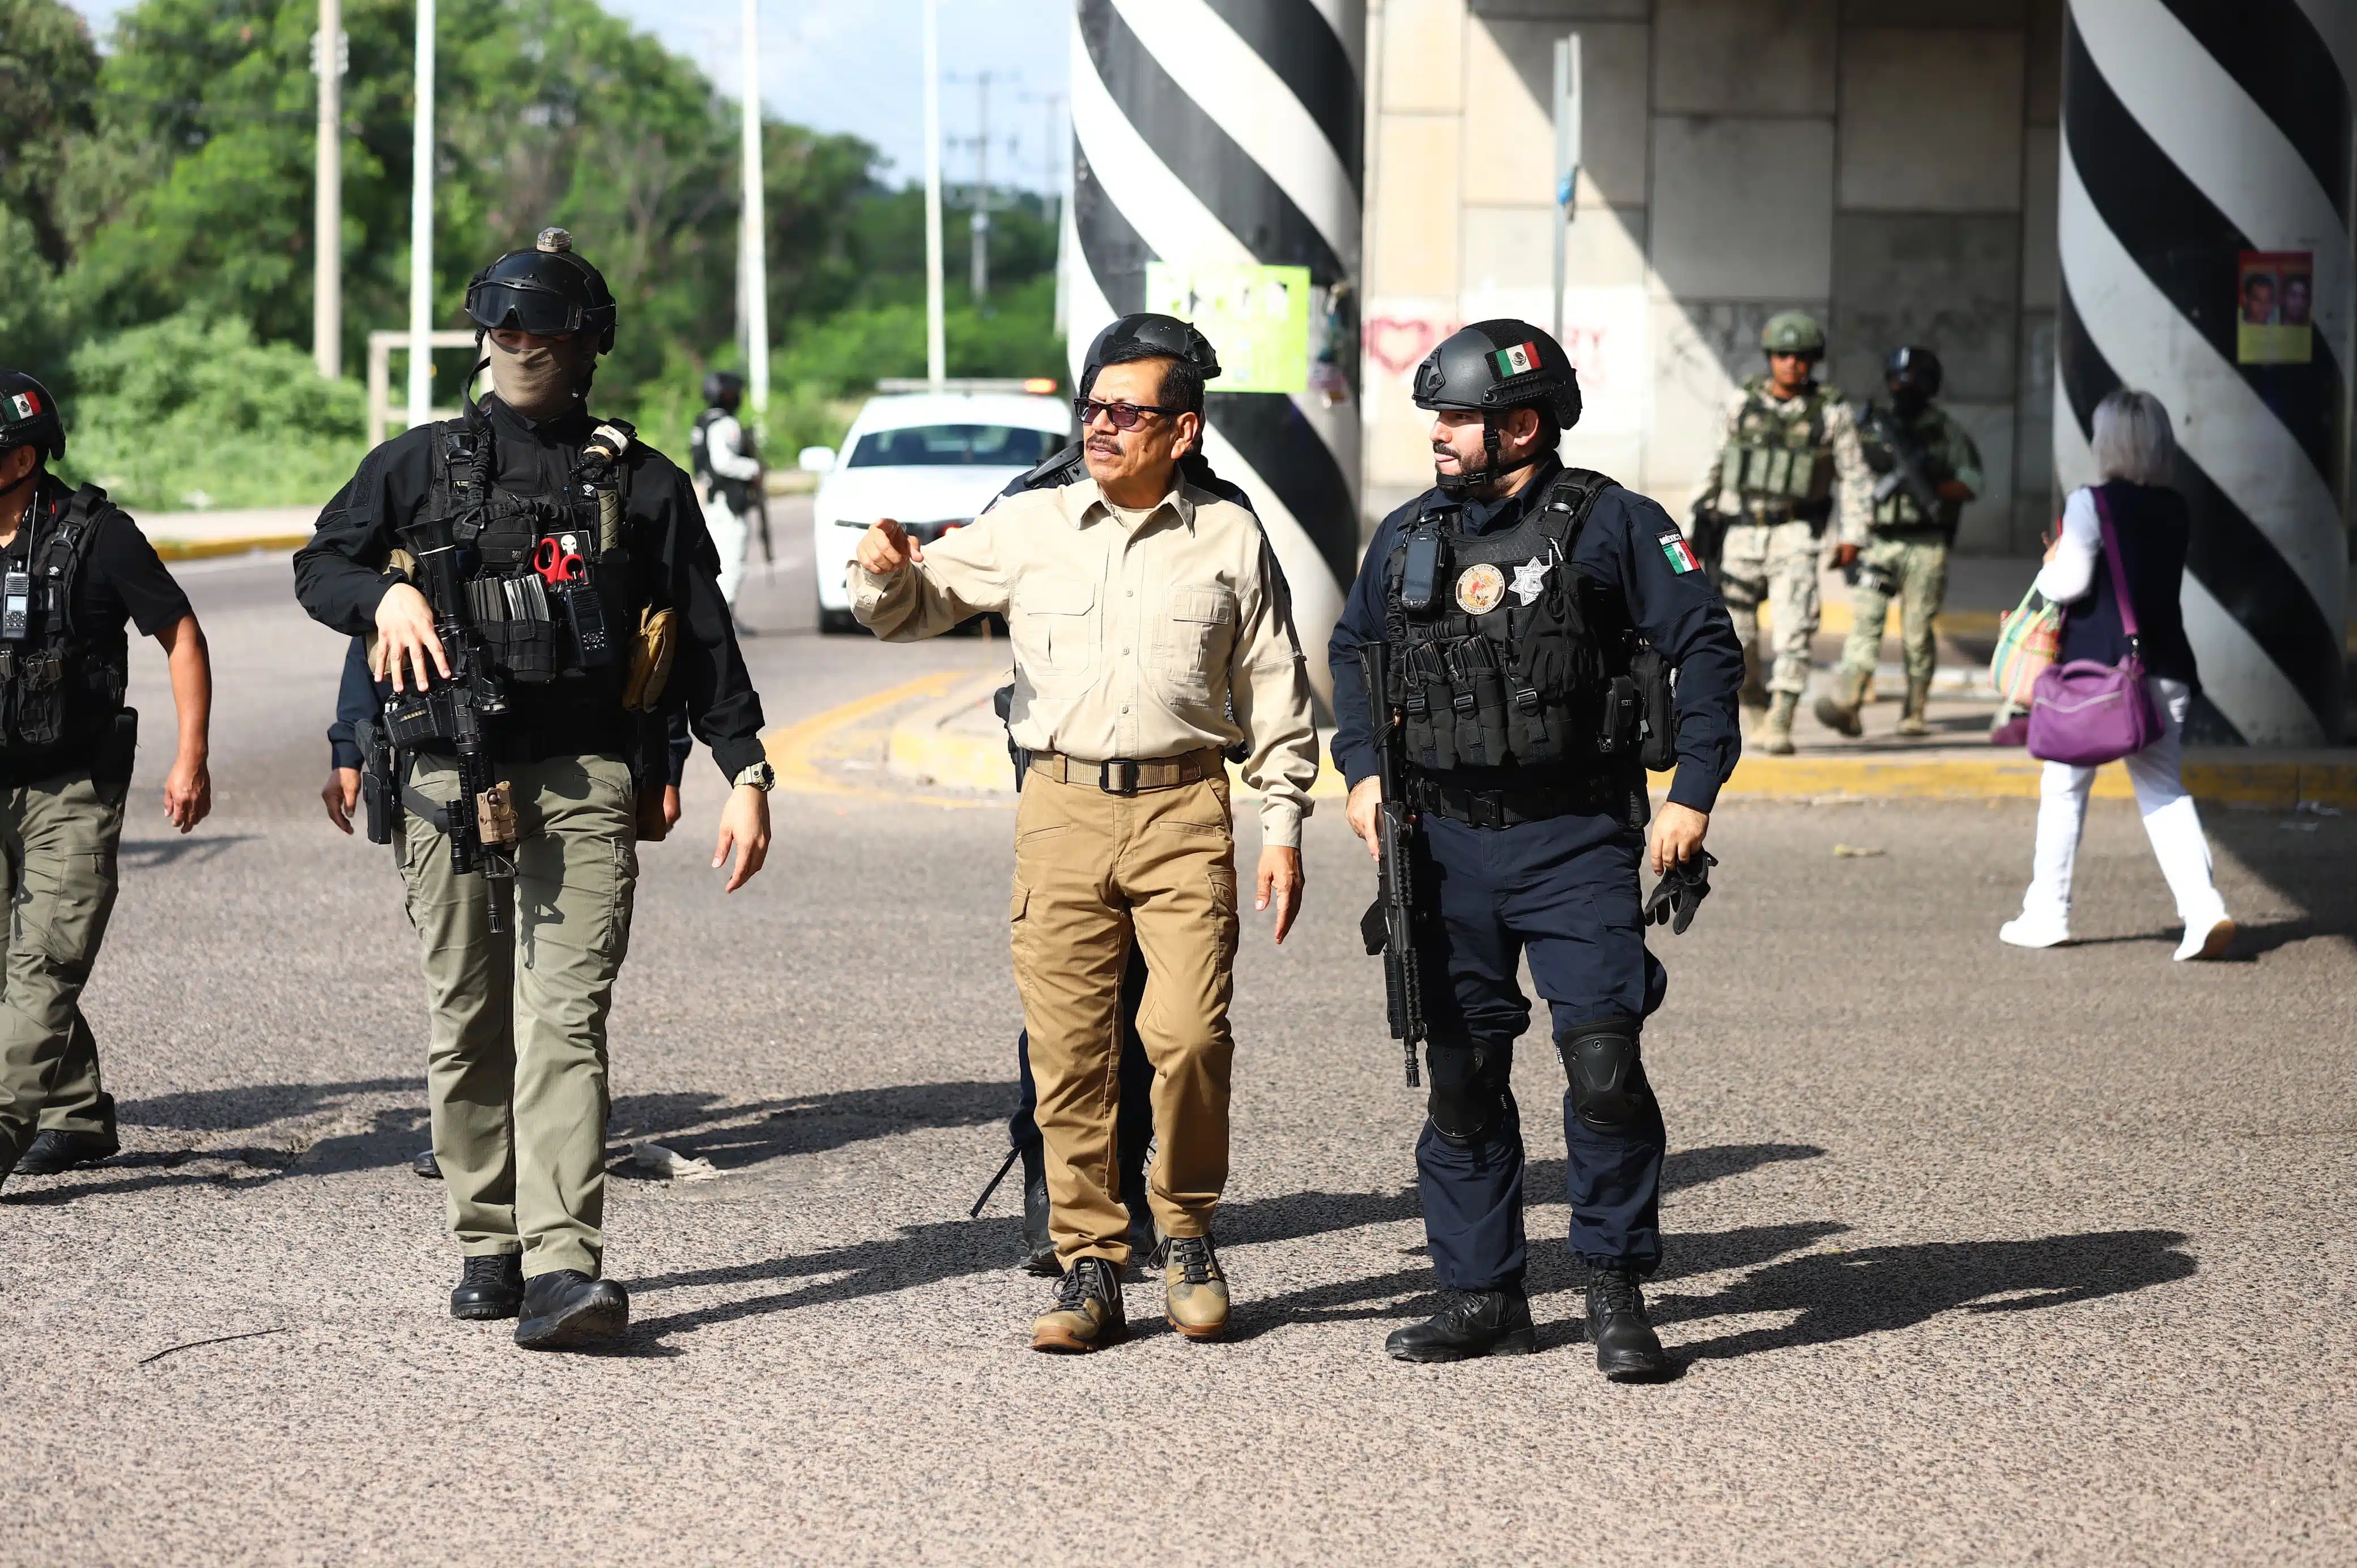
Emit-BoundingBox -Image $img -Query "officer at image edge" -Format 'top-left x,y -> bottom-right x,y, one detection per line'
0,369 -> 215,1189
292,228 -> 774,1351
1328,319 -> 1743,1380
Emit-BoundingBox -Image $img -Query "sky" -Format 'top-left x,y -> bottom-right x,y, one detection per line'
65,0 -> 1073,193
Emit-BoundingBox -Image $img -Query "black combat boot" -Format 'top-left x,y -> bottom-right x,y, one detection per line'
1384,1286 -> 1537,1363
1019,1154 -> 1057,1277
1584,1266 -> 1671,1382
1120,1152 -> 1156,1275
450,1253 -> 525,1320
411,1148 -> 442,1179
514,1270 -> 629,1350
11,1126 -> 120,1176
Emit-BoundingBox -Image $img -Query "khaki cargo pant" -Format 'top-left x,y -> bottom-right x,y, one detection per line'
1835,534 -> 1951,694
400,753 -> 636,1279
0,771 -> 124,1172
1718,519 -> 1824,697
1011,759 -> 1239,1272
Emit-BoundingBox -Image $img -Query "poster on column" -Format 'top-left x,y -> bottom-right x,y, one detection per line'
2236,251 -> 2313,365
1143,263 -> 1312,394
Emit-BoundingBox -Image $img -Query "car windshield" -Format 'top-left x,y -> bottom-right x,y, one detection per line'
845,423 -> 1062,468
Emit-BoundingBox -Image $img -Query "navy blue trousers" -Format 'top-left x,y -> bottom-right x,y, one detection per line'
1012,944 -> 1153,1181
1412,809 -> 1670,1288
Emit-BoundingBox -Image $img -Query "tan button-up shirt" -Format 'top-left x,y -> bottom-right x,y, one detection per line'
849,478 -> 1321,847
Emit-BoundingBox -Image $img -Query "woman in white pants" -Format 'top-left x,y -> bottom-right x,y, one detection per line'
2001,388 -> 2233,962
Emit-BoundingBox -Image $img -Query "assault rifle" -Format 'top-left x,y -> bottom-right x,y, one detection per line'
1860,403 -> 1945,525
380,509 -> 520,932
1357,642 -> 1426,1088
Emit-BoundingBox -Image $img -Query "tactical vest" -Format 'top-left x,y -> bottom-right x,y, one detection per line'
1381,469 -> 1623,774
0,485 -> 131,757
1860,403 -> 1957,531
688,407 -> 754,510
411,415 -> 638,691
1721,378 -> 1841,524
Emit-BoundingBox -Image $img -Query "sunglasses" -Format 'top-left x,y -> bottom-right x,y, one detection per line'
1073,398 -> 1182,431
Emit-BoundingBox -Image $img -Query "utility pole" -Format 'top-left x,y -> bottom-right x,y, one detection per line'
739,0 -> 768,417
1024,88 -> 1067,342
922,0 -> 944,389
969,72 -> 993,303
1550,35 -> 1581,348
406,0 -> 436,427
312,0 -> 345,378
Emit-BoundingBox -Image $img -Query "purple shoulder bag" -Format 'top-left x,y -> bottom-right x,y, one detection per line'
2027,487 -> 2162,765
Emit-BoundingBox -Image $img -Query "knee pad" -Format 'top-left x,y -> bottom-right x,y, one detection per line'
1425,1041 -> 1511,1145
1558,1020 -> 1650,1134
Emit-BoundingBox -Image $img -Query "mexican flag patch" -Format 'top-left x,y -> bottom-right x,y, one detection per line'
1490,340 -> 1542,378
7,391 -> 40,421
1659,531 -> 1702,574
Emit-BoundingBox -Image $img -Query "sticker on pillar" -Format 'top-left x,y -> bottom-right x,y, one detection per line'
1658,532 -> 1702,574
1144,262 -> 1312,394
2237,252 -> 2312,365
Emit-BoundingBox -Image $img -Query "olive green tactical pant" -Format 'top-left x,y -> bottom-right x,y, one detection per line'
1836,535 -> 1951,695
399,753 -> 636,1278
0,772 -> 124,1173
1718,519 -> 1822,697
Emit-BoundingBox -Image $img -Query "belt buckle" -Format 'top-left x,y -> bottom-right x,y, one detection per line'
1100,759 -> 1139,796
1472,791 -> 1507,830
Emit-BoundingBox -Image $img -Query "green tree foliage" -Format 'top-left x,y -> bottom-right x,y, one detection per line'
58,311 -> 366,512
12,0 -> 1065,505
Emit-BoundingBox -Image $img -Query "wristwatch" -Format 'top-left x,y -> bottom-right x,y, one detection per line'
731,760 -> 776,792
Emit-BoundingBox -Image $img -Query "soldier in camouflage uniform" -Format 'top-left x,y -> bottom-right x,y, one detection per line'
1816,347 -> 1982,739
1691,312 -> 1871,755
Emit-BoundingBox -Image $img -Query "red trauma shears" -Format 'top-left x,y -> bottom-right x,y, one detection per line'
534,533 -> 586,588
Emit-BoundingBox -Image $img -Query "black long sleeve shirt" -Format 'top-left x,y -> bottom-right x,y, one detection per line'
1328,458 -> 1745,813
293,397 -> 767,782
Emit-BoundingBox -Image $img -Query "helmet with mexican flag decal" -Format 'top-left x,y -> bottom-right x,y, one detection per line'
1410,319 -> 1583,430
0,369 -> 66,462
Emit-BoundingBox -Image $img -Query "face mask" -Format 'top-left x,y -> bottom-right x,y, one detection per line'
487,334 -> 593,419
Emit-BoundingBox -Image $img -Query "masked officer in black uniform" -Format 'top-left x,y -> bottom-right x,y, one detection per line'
982,313 -> 1255,1274
0,369 -> 215,1187
295,229 -> 774,1350
1329,321 -> 1742,1380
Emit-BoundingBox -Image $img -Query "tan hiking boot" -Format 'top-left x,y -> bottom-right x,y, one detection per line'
1812,666 -> 1869,739
1896,679 -> 1932,737
1031,1256 -> 1126,1354
1162,1235 -> 1231,1341
1759,692 -> 1799,755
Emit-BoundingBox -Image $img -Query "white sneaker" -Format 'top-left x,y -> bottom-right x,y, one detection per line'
2173,916 -> 2236,962
1999,914 -> 2070,949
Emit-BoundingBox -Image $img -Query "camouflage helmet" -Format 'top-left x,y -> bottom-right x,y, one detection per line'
1760,311 -> 1827,356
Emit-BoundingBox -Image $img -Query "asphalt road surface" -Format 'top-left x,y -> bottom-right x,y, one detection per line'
5,513 -> 2353,1564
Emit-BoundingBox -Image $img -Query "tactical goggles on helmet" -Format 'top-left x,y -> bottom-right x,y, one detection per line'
1074,397 -> 1184,431
465,275 -> 597,339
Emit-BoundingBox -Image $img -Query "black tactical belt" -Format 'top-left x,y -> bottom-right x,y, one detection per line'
1028,747 -> 1223,796
1410,772 -> 1615,828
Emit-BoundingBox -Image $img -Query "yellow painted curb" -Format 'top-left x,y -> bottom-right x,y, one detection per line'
761,668 -> 1010,809
151,534 -> 310,561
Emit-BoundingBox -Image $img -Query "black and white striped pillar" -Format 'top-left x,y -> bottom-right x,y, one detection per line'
1069,0 -> 1365,702
2058,0 -> 2352,744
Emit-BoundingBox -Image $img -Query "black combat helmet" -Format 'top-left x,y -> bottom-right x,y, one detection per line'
1081,313 -> 1222,391
1412,321 -> 1583,429
1885,345 -> 1942,403
0,369 -> 66,462
464,228 -> 618,353
1413,321 -> 1582,493
704,370 -> 745,408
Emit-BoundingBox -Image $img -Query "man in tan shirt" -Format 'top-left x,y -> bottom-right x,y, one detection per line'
852,348 -> 1319,1352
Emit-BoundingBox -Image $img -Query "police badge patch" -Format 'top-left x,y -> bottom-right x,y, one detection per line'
1455,563 -> 1507,613
1509,556 -> 1552,606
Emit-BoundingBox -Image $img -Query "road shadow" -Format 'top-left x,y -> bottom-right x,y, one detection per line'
610,1080 -> 1009,1173
118,1077 -> 418,1133
618,1141 -> 1830,1350
119,834 -> 258,870
1658,1229 -> 2197,1362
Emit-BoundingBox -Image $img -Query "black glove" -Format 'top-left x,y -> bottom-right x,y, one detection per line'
1644,849 -> 1718,936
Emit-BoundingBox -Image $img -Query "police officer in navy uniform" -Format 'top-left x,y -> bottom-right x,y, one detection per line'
1329,321 -> 1742,1379
983,313 -> 1252,1273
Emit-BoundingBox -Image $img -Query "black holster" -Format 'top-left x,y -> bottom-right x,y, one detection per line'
355,714 -> 402,847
